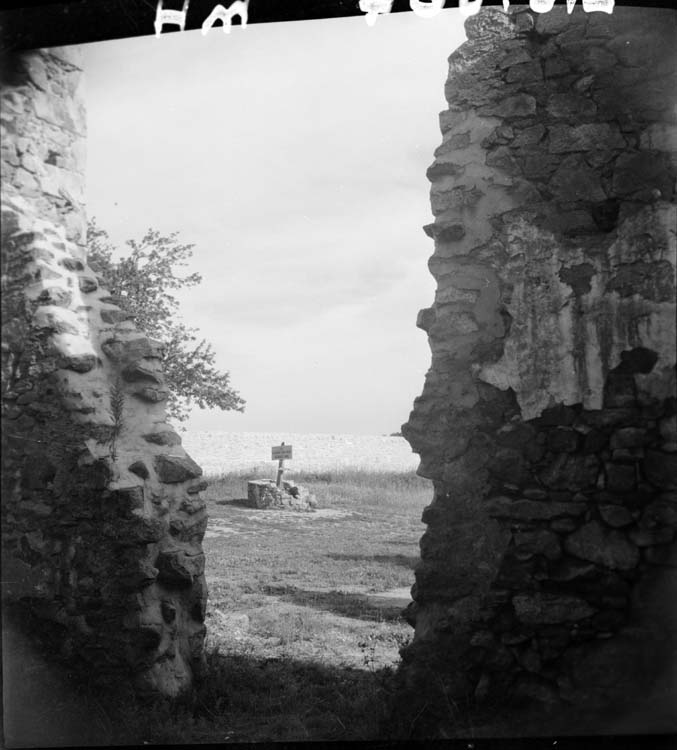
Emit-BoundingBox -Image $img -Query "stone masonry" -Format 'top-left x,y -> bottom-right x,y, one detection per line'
399,6 -> 677,736
1,48 -> 208,696
2,5 -> 676,732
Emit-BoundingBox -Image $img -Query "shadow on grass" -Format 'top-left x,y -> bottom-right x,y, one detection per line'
263,584 -> 405,622
3,603 -> 399,745
183,648 -> 396,743
384,539 -> 421,546
325,552 -> 418,569
3,605 -> 117,748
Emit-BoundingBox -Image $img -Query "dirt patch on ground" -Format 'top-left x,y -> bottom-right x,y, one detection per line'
205,505 -> 354,539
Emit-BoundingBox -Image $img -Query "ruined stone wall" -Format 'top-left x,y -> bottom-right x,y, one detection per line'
1,48 -> 208,696
400,6 -> 677,735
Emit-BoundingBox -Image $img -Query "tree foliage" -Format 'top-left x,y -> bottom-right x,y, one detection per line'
87,219 -> 245,423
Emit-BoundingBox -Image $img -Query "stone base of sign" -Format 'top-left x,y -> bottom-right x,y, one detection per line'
247,480 -> 317,512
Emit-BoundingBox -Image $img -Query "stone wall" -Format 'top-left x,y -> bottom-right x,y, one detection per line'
399,6 -> 677,735
1,48 -> 208,696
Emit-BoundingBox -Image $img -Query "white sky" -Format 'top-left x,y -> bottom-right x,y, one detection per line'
83,9 -> 467,435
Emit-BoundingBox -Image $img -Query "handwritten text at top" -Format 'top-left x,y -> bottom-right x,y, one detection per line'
154,0 -> 615,37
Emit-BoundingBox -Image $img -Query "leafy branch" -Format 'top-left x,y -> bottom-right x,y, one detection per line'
88,219 -> 245,424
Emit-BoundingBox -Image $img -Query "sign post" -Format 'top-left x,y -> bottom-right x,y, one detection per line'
271,442 -> 293,487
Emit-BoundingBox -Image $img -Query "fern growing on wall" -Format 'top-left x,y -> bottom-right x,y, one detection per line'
109,378 -> 125,463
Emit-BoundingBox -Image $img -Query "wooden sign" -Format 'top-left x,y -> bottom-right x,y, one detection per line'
271,444 -> 293,461
271,442 -> 292,486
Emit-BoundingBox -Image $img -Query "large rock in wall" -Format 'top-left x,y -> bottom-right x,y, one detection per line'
1,48 -> 207,696
399,6 -> 676,736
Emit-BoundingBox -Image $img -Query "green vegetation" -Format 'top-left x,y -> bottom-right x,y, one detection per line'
87,220 -> 245,422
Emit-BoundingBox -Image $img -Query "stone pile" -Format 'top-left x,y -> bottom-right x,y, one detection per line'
398,4 -> 676,734
247,479 -> 317,511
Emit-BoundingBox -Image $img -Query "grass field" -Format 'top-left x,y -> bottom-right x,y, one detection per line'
118,468 -> 433,744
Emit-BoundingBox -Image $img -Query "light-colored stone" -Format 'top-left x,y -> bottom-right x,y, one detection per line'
487,497 -> 587,521
548,123 -> 625,154
513,593 -> 596,626
247,479 -> 316,512
565,521 -> 640,571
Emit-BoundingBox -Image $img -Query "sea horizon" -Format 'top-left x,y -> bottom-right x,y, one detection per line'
181,430 -> 419,475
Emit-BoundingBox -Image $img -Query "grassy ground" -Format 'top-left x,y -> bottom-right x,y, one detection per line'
204,466 -> 429,593
41,467 -> 432,745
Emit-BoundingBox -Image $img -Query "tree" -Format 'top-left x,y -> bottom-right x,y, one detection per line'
87,219 -> 245,424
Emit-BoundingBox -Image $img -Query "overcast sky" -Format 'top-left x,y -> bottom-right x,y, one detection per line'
83,9 -> 467,435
